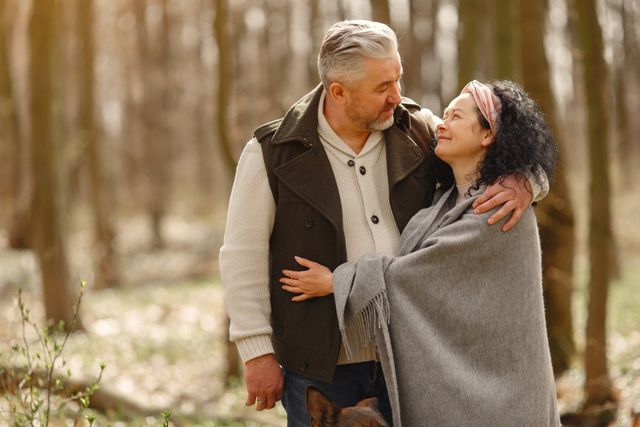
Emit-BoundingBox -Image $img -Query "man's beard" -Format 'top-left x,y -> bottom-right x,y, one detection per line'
346,103 -> 396,132
368,114 -> 395,131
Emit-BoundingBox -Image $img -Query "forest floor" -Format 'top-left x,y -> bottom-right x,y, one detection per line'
0,185 -> 639,426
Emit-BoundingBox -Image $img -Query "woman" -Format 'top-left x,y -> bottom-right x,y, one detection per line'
280,80 -> 561,426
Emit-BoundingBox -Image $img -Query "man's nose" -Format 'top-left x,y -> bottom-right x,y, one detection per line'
388,82 -> 402,104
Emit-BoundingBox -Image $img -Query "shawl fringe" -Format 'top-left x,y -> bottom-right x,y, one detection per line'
340,291 -> 390,360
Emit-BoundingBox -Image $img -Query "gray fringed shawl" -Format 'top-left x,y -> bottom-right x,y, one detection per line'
333,187 -> 560,427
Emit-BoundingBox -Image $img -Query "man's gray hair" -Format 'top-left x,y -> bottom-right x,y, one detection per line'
317,20 -> 398,89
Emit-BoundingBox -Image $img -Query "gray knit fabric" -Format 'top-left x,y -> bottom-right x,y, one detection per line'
333,187 -> 560,427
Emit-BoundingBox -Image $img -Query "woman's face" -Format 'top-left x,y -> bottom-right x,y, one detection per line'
435,93 -> 492,167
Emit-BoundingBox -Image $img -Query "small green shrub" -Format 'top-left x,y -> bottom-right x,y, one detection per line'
0,282 -> 104,427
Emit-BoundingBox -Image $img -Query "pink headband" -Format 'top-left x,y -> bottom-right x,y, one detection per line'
461,80 -> 502,134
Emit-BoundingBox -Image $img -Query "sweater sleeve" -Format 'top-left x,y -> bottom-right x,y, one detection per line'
219,138 -> 276,363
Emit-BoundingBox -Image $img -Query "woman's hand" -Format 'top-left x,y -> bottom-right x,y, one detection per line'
280,256 -> 333,301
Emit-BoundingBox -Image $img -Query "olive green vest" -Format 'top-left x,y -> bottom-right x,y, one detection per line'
255,85 -> 437,382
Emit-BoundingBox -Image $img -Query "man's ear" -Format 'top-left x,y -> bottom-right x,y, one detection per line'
306,386 -> 338,424
328,81 -> 347,104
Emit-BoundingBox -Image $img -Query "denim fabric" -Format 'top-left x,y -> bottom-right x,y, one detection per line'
281,361 -> 392,426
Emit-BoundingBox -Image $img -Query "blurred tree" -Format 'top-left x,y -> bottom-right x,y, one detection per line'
370,0 -> 391,25
336,0 -> 347,21
308,0 -> 321,88
0,0 -> 30,249
194,5 -> 214,199
78,0 -> 118,289
519,0 -> 576,377
615,0 -> 637,186
263,0 -> 287,116
126,0 -> 149,213
146,0 -> 174,249
492,0 -> 517,79
213,0 -> 236,176
457,0 -> 480,90
572,0 -> 616,414
29,0 -> 82,330
403,0 -> 430,100
214,0 -> 241,380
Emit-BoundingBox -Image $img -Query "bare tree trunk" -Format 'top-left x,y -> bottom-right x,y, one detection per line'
370,0 -> 391,25
29,0 -> 81,331
403,0 -> 441,107
308,0 -> 321,88
213,0 -> 240,382
262,0 -> 284,115
336,0 -> 347,21
0,0 -> 30,249
572,0 -> 615,412
145,0 -> 173,249
457,0 -> 480,89
428,0 -> 443,109
493,0 -> 517,79
519,0 -> 576,378
78,0 -> 118,289
616,0 -> 634,186
213,0 -> 236,176
194,24 -> 214,200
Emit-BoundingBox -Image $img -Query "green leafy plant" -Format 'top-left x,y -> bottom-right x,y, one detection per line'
0,281 -> 105,427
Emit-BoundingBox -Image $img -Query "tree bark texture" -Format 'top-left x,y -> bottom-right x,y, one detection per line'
0,0 -> 31,249
493,0 -> 517,79
519,0 -> 576,378
572,0 -> 615,410
213,0 -> 236,178
370,0 -> 391,25
78,0 -> 118,289
29,0 -> 81,330
457,0 -> 480,90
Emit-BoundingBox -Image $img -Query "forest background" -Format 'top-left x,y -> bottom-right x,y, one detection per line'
0,0 -> 639,425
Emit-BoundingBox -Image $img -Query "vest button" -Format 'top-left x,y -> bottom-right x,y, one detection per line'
304,217 -> 314,228
359,166 -> 366,175
297,362 -> 308,372
371,215 -> 379,224
347,159 -> 355,167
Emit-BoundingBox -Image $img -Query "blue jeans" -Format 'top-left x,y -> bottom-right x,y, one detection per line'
281,361 -> 392,426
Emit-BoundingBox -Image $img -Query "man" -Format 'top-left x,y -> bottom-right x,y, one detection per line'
219,20 -> 544,426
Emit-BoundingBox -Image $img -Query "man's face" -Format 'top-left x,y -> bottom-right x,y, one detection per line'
343,53 -> 403,132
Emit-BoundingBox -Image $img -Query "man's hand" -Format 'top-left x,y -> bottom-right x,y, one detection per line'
472,174 -> 533,232
244,354 -> 284,411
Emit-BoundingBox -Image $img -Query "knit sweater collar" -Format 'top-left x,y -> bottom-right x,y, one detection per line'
317,90 -> 384,158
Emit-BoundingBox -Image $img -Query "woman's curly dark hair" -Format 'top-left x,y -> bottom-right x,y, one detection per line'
433,80 -> 557,193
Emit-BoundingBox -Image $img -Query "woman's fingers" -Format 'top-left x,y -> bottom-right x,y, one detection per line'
294,256 -> 318,268
281,284 -> 303,294
281,268 -> 302,279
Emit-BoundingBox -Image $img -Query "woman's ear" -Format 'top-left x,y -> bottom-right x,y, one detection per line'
481,129 -> 494,147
